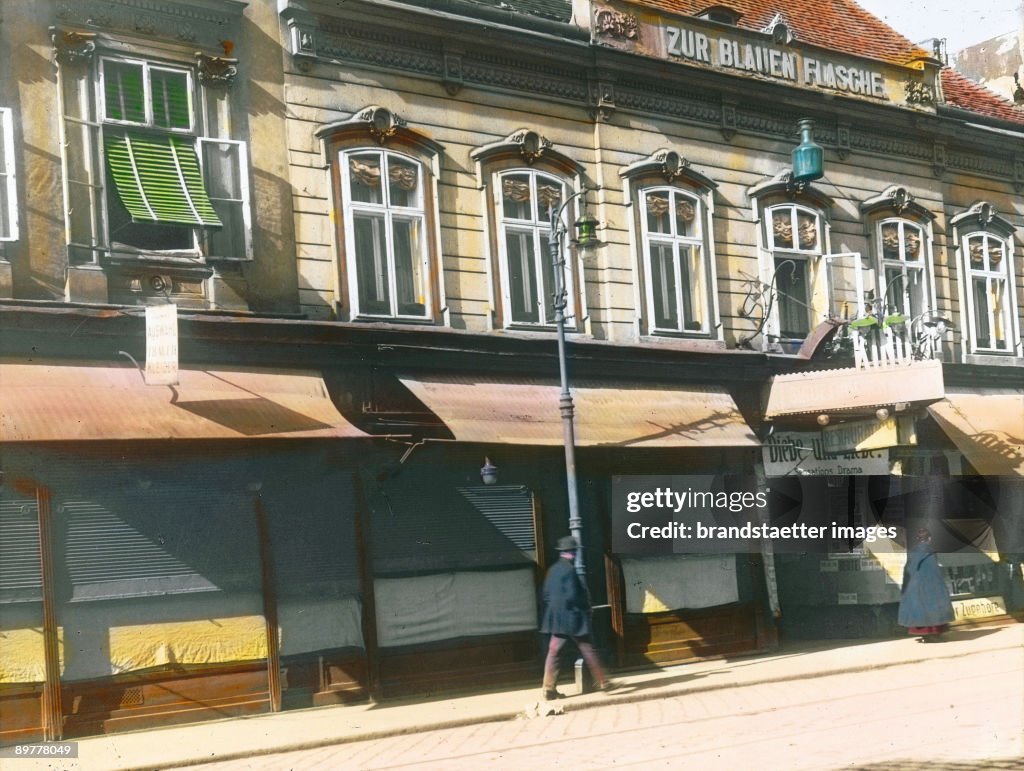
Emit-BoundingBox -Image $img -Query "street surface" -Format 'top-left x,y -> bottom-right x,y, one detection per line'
183,648 -> 1023,770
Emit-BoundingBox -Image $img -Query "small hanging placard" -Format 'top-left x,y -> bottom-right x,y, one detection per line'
145,303 -> 179,385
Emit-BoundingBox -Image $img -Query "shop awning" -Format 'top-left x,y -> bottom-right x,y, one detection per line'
764,360 -> 944,418
927,389 -> 1024,476
396,373 -> 758,447
0,360 -> 368,441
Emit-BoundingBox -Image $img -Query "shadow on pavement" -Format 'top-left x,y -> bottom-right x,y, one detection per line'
850,760 -> 1023,770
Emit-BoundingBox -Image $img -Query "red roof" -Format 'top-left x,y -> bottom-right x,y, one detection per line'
631,0 -> 1024,125
941,68 -> 1024,126
638,0 -> 931,66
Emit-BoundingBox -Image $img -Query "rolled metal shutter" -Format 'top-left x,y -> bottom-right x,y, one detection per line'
0,494 -> 42,603
369,481 -> 536,575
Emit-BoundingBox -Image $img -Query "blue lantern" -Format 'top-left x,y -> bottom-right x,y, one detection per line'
791,119 -> 823,185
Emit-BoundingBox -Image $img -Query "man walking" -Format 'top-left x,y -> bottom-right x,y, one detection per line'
540,536 -> 612,700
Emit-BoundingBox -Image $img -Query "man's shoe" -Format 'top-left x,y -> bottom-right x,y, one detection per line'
600,680 -> 618,693
543,689 -> 563,701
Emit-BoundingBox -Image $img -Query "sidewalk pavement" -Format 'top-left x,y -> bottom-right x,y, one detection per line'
25,622 -> 1024,771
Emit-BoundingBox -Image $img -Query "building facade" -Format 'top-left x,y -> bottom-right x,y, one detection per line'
0,0 -> 1021,743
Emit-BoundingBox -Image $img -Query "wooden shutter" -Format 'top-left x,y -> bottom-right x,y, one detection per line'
104,132 -> 222,226
0,107 -> 17,241
199,138 -> 252,259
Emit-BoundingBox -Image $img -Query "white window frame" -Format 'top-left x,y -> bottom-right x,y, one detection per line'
495,168 -> 572,329
99,57 -> 195,132
340,147 -> 430,321
961,230 -> 1016,355
639,185 -> 711,336
197,138 -> 252,260
0,107 -> 18,242
57,50 -> 252,265
764,202 -> 825,342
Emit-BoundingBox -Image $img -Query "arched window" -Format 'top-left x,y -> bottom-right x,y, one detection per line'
472,130 -> 584,330
641,187 -> 707,333
748,171 -> 833,352
621,150 -> 718,339
496,168 -> 567,325
342,148 -> 427,318
318,107 -> 443,322
764,202 -> 823,339
951,202 -> 1019,355
860,186 -> 937,355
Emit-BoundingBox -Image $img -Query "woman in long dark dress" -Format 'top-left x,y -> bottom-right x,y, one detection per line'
898,527 -> 954,642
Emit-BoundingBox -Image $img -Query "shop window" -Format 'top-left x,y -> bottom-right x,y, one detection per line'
621,150 -> 720,339
319,107 -> 444,322
57,43 -> 251,264
472,130 -> 585,331
0,108 -> 17,242
951,202 -> 1020,356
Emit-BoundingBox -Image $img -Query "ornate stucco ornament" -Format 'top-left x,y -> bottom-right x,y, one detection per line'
196,41 -> 238,87
594,9 -> 639,41
51,29 -> 96,64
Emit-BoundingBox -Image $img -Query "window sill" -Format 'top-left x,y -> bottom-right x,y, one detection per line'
502,323 -> 580,334
963,352 -> 1024,367
107,250 -> 206,267
639,335 -> 726,351
348,315 -> 439,326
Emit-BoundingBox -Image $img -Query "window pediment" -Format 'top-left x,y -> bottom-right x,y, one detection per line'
317,106 -> 442,159
747,170 -> 833,210
950,201 -> 1015,239
471,129 -> 582,178
860,185 -> 933,222
620,149 -> 717,192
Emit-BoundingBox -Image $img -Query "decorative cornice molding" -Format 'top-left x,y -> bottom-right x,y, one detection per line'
443,46 -> 464,96
53,0 -> 244,51
932,141 -> 947,178
720,98 -> 737,141
588,75 -> 616,122
281,16 -> 1018,188
835,123 -> 851,160
849,131 -> 931,162
947,149 -> 1014,178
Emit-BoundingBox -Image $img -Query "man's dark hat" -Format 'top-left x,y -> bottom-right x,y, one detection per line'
556,535 -> 579,552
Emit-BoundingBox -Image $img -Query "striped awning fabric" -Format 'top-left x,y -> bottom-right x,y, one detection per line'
105,131 -> 222,227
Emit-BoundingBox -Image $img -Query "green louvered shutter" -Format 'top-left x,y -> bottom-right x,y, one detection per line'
105,132 -> 222,227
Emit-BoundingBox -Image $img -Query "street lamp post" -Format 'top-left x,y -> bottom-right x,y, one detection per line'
547,190 -> 598,579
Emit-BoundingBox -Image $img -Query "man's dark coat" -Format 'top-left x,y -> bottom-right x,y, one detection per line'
540,557 -> 591,637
